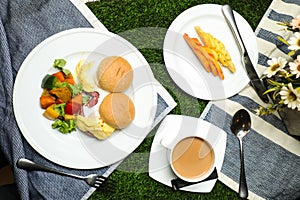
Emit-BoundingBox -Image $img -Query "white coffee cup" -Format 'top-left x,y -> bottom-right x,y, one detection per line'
169,136 -> 215,182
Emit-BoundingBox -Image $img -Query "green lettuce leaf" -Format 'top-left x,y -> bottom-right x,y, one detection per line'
52,119 -> 76,134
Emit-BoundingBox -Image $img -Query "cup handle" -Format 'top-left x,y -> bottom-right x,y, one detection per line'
159,137 -> 171,149
160,134 -> 182,150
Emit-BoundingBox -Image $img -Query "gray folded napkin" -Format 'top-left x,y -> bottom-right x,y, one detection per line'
0,0 -> 176,199
201,0 -> 300,199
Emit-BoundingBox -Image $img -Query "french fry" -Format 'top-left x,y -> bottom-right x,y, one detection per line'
202,46 -> 219,60
210,56 -> 224,80
195,26 -> 209,46
226,60 -> 236,73
183,33 -> 211,73
183,33 -> 224,80
202,46 -> 224,79
207,58 -> 218,77
195,26 -> 236,73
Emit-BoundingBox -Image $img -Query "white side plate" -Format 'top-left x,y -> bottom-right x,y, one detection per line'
163,4 -> 258,100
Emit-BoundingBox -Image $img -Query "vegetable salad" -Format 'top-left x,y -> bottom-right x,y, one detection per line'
40,59 -> 99,134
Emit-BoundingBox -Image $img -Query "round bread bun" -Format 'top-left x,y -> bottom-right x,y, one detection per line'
99,93 -> 135,129
97,56 -> 133,92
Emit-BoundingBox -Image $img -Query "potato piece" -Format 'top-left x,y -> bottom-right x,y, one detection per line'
212,58 -> 224,80
195,26 -> 209,46
204,46 -> 224,80
183,33 -> 224,80
203,46 -> 218,60
183,33 -> 211,73
227,60 -> 236,73
43,104 -> 60,120
195,26 -> 236,73
49,87 -> 72,103
207,58 -> 218,77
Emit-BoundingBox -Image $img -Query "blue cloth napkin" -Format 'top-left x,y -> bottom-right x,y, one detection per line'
200,0 -> 300,199
0,0 -> 175,199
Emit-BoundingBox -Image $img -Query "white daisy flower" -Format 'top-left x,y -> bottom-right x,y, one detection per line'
287,32 -> 300,51
263,57 -> 287,78
296,87 -> 300,111
279,83 -> 300,110
289,55 -> 300,78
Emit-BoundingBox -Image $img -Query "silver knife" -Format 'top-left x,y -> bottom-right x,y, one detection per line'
222,5 -> 269,103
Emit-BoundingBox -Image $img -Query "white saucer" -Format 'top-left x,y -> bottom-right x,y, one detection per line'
149,115 -> 227,192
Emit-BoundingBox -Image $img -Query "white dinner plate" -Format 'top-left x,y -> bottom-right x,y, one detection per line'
149,115 -> 227,192
163,4 -> 258,100
13,28 -> 157,169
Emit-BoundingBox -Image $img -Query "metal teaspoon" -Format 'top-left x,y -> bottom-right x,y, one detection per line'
230,109 -> 251,199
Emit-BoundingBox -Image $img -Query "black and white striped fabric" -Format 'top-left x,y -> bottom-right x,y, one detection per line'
201,0 -> 300,199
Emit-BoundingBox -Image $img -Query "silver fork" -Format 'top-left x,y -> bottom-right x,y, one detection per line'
17,158 -> 110,189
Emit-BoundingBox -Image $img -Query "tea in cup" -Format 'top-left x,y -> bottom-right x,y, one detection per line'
170,136 -> 215,182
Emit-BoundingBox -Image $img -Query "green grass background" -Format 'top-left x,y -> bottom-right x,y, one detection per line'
86,0 -> 272,199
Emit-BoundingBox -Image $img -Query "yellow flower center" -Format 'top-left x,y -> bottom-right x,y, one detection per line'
288,91 -> 297,102
271,63 -> 280,71
297,38 -> 300,46
297,64 -> 300,71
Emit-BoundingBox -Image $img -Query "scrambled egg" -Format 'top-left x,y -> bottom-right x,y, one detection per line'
76,115 -> 115,140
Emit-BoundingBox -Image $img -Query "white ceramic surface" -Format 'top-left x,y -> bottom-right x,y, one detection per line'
149,115 -> 227,192
13,28 -> 157,169
163,4 -> 258,100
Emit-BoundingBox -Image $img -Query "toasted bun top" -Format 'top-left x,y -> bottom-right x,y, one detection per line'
99,93 -> 135,129
97,56 -> 133,92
